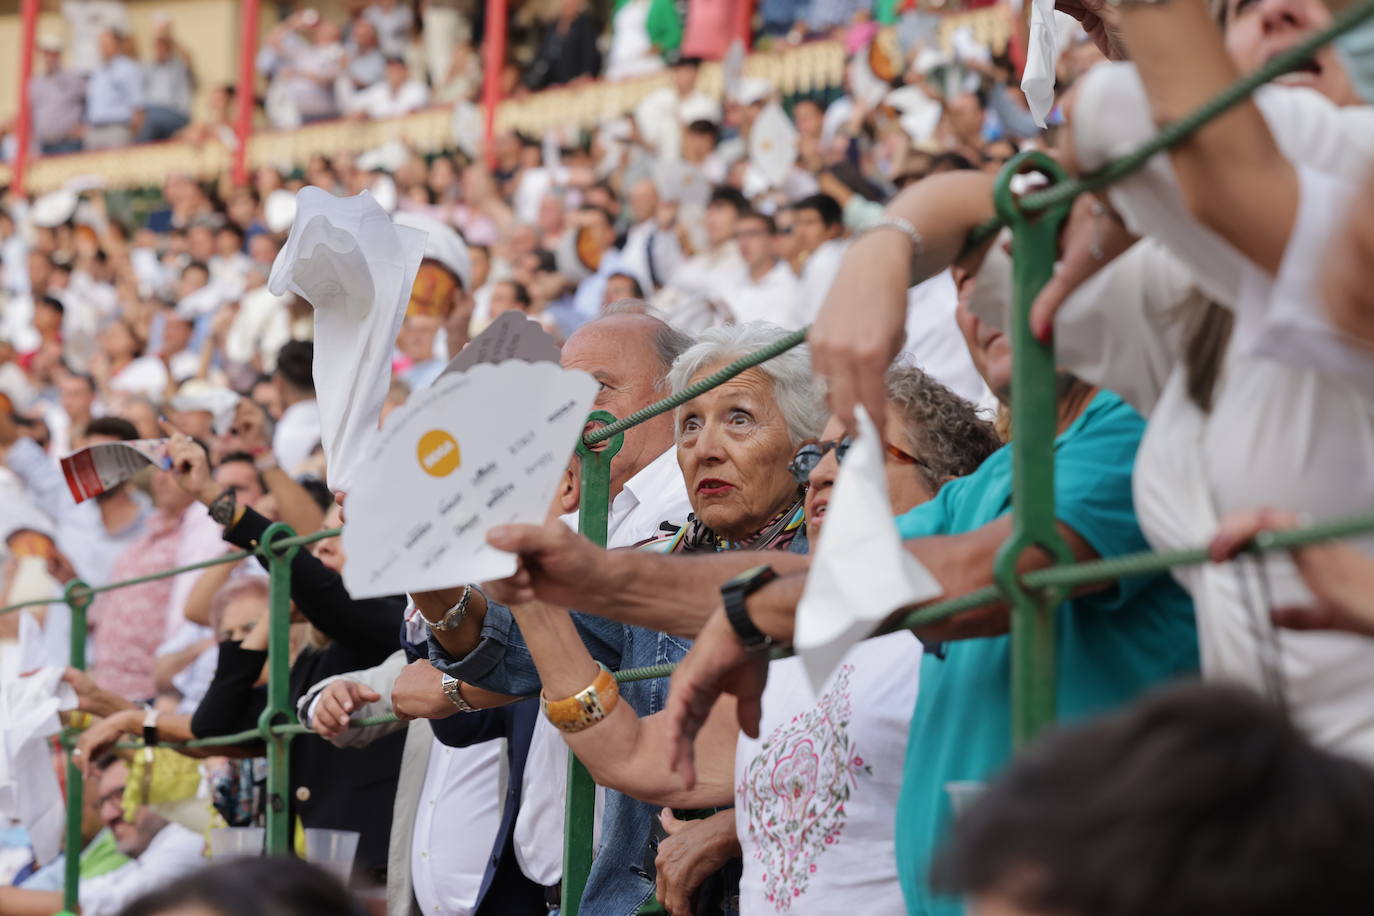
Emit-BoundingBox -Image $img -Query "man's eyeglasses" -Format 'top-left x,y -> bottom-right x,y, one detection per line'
788,436 -> 925,484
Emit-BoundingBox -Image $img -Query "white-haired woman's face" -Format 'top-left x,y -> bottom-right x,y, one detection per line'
676,366 -> 800,541
1223,0 -> 1358,105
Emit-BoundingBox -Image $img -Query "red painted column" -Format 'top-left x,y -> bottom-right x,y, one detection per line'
232,0 -> 261,186
482,0 -> 509,172
735,0 -> 755,51
13,0 -> 40,192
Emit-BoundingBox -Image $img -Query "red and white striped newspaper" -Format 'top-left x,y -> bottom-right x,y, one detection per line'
60,439 -> 172,504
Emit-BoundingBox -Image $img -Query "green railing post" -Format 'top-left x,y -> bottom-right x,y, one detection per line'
258,522 -> 301,856
58,580 -> 93,916
992,152 -> 1077,748
559,410 -> 625,916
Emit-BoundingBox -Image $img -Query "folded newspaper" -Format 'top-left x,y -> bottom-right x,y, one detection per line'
60,438 -> 171,503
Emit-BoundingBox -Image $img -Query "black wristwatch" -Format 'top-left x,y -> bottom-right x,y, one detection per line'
208,487 -> 237,527
143,706 -> 160,747
721,565 -> 779,652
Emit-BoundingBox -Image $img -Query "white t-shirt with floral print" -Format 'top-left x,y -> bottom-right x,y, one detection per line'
736,631 -> 920,914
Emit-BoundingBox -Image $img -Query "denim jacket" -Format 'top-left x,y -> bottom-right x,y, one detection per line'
429,530 -> 810,916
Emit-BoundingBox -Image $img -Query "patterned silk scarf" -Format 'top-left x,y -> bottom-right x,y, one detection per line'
656,489 -> 807,555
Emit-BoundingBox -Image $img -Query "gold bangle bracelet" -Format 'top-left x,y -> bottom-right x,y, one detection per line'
540,663 -> 620,733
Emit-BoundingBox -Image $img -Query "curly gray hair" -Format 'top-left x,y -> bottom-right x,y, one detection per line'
886,365 -> 1001,492
666,322 -> 827,446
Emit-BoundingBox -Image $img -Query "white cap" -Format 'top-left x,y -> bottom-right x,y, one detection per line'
392,211 -> 472,291
170,381 -> 240,435
736,76 -> 774,107
30,190 -> 78,228
679,95 -> 722,126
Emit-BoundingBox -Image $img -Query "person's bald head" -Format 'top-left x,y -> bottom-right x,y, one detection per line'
628,179 -> 659,225
561,312 -> 692,497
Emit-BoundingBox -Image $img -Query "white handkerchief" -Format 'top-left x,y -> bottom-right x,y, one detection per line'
749,103 -> 799,189
1021,0 -> 1058,129
794,406 -> 944,692
341,360 -> 598,598
268,188 -> 427,494
0,613 -> 77,866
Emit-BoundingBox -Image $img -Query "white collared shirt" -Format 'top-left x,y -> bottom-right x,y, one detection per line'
722,261 -> 803,330
795,238 -> 847,327
411,738 -> 505,916
900,271 -> 996,413
80,822 -> 205,916
513,444 -> 692,883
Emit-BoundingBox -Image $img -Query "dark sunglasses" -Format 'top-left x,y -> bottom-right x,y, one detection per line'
788,435 -> 925,484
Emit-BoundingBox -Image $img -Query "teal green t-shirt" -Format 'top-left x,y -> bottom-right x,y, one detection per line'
893,391 -> 1199,915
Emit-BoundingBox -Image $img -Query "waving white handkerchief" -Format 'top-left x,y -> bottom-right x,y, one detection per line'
268,188 -> 427,493
1020,0 -> 1059,129
0,614 -> 77,866
795,406 -> 943,692
342,360 -> 598,598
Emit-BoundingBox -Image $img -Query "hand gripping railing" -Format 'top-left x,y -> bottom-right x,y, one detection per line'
7,4 -> 1374,908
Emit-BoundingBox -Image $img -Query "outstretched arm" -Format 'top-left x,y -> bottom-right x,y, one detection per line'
809,170 -> 1000,431
1111,0 -> 1297,272
513,599 -> 736,808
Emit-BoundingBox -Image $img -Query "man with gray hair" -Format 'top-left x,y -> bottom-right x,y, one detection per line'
397,309 -> 695,912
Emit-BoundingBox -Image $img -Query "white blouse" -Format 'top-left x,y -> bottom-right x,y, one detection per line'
1019,66 -> 1374,762
735,632 -> 920,915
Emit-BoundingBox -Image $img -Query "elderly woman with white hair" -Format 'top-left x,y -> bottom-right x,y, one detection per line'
507,322 -> 825,785
490,323 -> 826,912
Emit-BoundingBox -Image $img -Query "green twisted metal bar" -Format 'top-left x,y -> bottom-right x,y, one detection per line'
58,580 -> 93,916
582,328 -> 809,446
893,511 -> 1374,633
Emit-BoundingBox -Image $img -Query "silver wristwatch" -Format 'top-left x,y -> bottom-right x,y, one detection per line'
441,674 -> 476,712
422,586 -> 473,632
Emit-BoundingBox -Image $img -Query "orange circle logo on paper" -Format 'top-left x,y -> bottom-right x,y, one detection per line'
417,430 -> 461,477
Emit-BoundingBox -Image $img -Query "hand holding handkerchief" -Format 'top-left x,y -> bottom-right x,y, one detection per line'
1021,0 -> 1060,129
794,406 -> 944,692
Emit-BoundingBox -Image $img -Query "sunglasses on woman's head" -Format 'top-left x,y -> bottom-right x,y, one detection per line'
788,436 -> 924,483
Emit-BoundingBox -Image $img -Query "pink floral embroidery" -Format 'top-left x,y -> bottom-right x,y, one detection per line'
738,665 -> 873,911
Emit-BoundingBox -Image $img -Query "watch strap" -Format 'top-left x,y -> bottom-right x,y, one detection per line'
424,586 -> 473,632
208,487 -> 238,527
441,674 -> 476,712
721,565 -> 779,651
142,706 -> 160,747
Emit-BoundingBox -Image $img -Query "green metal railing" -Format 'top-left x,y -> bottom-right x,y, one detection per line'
5,3 -> 1374,908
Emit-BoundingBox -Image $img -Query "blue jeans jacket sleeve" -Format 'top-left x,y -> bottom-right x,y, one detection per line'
427,593 -> 627,697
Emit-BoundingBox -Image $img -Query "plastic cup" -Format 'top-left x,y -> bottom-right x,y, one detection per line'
304,828 -> 360,885
209,826 -> 265,859
944,780 -> 986,819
